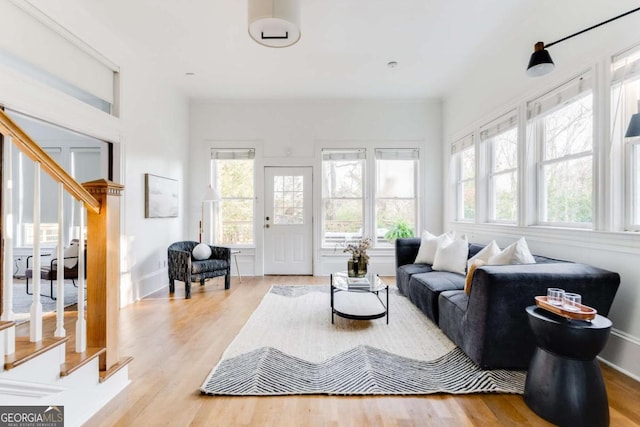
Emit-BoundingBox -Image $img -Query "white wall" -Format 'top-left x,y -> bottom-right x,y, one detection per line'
189,99 -> 442,276
2,0 -> 190,306
443,1 -> 640,379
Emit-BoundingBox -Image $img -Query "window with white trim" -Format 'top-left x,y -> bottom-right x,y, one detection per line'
527,74 -> 594,227
211,149 -> 255,245
375,149 -> 418,245
481,113 -> 519,223
452,135 -> 475,221
612,46 -> 640,230
321,149 -> 365,246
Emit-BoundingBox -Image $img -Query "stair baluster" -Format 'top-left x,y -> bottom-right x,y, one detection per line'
1,136 -> 16,356
76,199 -> 87,353
29,162 -> 43,343
54,182 -> 66,338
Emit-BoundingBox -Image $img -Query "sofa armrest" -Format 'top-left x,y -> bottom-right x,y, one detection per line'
462,262 -> 620,369
395,238 -> 421,268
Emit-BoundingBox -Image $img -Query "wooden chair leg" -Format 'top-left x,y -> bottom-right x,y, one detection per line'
224,273 -> 230,290
185,282 -> 191,299
169,279 -> 175,293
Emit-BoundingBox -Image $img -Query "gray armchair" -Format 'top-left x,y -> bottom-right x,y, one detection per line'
167,241 -> 231,299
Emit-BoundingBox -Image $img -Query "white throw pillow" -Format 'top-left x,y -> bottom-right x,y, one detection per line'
192,243 -> 212,261
432,236 -> 469,275
414,231 -> 454,265
63,243 -> 79,269
467,240 -> 501,271
488,237 -> 536,265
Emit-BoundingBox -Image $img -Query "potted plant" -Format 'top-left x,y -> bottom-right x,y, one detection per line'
384,220 -> 414,243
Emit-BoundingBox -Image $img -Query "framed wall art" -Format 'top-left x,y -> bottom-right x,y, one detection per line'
145,173 -> 179,218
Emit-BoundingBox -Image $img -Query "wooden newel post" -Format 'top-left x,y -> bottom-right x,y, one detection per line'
83,179 -> 124,371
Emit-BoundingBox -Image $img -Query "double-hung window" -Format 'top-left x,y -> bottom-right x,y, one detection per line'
611,47 -> 640,230
452,135 -> 475,221
321,149 -> 365,246
527,74 -> 594,227
211,149 -> 255,245
481,113 -> 518,223
375,149 -> 419,244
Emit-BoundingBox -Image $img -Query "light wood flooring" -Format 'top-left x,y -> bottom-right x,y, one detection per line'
79,275 -> 640,427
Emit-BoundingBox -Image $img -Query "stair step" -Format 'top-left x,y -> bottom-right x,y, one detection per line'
60,347 -> 106,377
0,321 -> 15,331
5,336 -> 69,370
99,356 -> 133,383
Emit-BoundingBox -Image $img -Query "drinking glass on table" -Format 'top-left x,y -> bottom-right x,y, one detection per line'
547,288 -> 565,306
563,293 -> 582,311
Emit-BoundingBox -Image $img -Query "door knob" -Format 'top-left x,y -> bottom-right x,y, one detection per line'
265,224 -> 270,228
265,216 -> 270,221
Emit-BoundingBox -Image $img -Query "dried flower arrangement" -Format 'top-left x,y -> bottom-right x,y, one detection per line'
342,237 -> 372,263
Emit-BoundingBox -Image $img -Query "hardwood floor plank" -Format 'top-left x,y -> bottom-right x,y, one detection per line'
86,275 -> 640,426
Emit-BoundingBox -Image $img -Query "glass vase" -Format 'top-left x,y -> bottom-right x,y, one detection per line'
347,258 -> 358,277
356,256 -> 367,278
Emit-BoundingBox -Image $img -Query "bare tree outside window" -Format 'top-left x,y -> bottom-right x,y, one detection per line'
459,146 -> 475,220
538,94 -> 593,225
489,127 -> 518,222
215,158 -> 254,245
375,152 -> 418,244
322,153 -> 364,245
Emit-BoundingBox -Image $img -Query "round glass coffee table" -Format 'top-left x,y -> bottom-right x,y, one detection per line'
330,271 -> 388,324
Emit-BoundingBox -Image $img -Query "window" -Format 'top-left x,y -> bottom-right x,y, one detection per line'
375,149 -> 418,244
528,75 -> 593,226
612,47 -> 640,230
9,111 -> 109,247
211,149 -> 255,245
481,113 -> 518,223
321,149 -> 365,246
452,135 -> 475,221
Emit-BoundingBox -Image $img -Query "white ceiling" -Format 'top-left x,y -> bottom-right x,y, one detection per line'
76,0 -> 550,100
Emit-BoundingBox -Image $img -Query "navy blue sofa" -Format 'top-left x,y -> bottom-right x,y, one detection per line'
395,238 -> 620,369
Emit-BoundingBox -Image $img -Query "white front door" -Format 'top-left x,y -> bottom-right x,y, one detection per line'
264,167 -> 313,275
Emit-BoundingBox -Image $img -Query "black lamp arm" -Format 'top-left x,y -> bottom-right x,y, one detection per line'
546,7 -> 640,49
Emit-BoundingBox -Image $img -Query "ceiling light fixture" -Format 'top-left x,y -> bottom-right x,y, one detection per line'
626,100 -> 640,138
248,0 -> 300,48
526,7 -> 640,77
387,61 -> 398,69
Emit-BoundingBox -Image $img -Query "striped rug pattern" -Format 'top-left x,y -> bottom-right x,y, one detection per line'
201,345 -> 524,395
200,285 -> 526,396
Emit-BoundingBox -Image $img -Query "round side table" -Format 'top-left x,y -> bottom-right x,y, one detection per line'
524,306 -> 612,427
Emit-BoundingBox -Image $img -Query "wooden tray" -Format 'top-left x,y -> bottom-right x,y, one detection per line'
535,296 -> 597,320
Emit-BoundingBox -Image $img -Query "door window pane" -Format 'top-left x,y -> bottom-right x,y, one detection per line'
273,175 -> 304,225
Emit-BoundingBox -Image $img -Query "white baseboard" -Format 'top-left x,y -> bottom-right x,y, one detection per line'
599,328 -> 640,382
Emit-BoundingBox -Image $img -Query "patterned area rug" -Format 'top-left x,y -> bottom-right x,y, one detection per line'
201,285 -> 526,396
12,279 -> 79,321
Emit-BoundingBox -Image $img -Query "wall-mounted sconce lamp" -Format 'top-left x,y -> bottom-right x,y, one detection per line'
626,100 -> 640,138
526,7 -> 640,78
